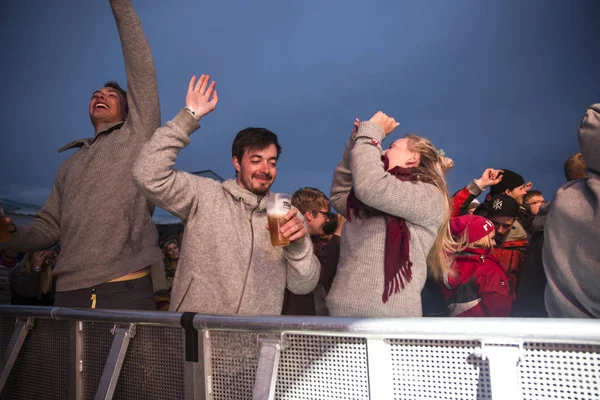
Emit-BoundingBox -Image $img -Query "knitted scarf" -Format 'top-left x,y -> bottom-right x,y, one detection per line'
346,159 -> 418,303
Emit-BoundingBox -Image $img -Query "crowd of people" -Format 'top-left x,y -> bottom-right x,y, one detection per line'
1,0 -> 598,320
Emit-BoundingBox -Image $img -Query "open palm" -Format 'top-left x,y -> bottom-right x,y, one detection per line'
185,74 -> 218,119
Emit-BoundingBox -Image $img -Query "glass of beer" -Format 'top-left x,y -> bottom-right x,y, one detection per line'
0,199 -> 10,243
266,193 -> 292,246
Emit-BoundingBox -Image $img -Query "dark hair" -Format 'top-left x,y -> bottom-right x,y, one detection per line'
321,212 -> 339,236
523,190 -> 543,204
103,81 -> 128,119
231,128 -> 282,176
564,152 -> 587,181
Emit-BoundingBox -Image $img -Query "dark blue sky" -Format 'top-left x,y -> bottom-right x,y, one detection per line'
1,0 -> 599,204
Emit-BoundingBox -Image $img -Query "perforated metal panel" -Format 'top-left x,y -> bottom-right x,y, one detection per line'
519,342 -> 600,399
0,319 -> 69,400
82,322 -> 185,400
0,316 -> 14,357
210,330 -> 261,400
82,321 -> 113,399
113,325 -> 184,400
275,334 -> 369,400
389,339 -> 491,400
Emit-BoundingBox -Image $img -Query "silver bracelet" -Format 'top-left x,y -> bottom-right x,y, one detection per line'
184,107 -> 199,120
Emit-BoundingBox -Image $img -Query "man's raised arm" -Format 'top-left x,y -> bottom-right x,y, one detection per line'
110,0 -> 160,139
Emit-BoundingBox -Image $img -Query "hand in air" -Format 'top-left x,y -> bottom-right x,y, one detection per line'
32,251 -> 48,270
185,74 -> 219,120
351,118 -> 360,139
369,111 -> 400,136
475,168 -> 503,190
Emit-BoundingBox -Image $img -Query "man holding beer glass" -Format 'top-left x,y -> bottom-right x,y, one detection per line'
133,74 -> 319,314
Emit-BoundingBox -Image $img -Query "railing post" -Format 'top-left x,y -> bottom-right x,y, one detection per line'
252,336 -> 283,400
69,321 -> 84,400
94,323 -> 136,400
0,317 -> 34,393
478,341 -> 523,400
366,338 -> 393,400
184,329 -> 213,400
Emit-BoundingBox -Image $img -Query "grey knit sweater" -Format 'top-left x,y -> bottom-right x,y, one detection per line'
544,104 -> 600,318
327,121 -> 445,317
1,0 -> 163,291
132,110 -> 320,314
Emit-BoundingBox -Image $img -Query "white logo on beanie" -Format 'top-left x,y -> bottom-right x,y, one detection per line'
483,220 -> 493,231
493,199 -> 503,211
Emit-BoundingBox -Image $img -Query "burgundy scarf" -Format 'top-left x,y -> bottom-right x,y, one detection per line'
346,160 -> 418,303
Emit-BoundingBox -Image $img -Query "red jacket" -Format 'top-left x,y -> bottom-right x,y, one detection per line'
441,247 -> 514,317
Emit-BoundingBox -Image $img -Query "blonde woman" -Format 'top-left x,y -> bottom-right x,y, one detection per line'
440,215 -> 514,317
162,238 -> 180,290
11,250 -> 56,305
327,112 -> 456,317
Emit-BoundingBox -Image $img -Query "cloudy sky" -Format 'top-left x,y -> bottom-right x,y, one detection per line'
1,0 -> 599,209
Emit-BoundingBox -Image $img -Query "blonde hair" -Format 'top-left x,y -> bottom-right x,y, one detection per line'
453,230 -> 495,253
404,134 -> 461,281
17,252 -> 53,298
162,238 -> 180,270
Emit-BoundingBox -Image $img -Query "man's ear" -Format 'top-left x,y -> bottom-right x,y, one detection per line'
232,156 -> 241,174
304,210 -> 315,222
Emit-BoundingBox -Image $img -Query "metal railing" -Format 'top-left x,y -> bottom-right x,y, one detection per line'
1,305 -> 599,400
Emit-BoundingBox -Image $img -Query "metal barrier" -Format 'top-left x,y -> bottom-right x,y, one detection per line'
1,305 -> 599,400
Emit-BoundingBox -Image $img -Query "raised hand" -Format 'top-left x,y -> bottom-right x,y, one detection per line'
351,118 -> 360,139
32,251 -> 48,271
475,168 -> 504,190
369,111 -> 400,136
185,74 -> 218,120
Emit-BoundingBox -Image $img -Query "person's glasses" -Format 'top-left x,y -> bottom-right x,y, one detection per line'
317,211 -> 330,220
527,200 -> 545,207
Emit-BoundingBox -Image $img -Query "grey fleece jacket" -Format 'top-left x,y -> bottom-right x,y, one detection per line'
327,121 -> 445,317
544,104 -> 600,318
132,110 -> 320,314
0,0 -> 162,291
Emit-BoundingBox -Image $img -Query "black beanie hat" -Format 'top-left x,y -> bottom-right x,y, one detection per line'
474,194 -> 520,218
490,169 -> 525,195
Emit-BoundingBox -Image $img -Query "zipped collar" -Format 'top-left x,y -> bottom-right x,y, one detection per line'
57,121 -> 125,153
222,179 -> 268,212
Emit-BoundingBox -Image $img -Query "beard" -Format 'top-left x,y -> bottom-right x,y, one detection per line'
250,173 -> 273,195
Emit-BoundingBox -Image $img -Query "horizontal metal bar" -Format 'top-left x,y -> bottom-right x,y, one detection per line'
1,305 -> 600,345
0,305 -> 182,328
192,316 -> 600,344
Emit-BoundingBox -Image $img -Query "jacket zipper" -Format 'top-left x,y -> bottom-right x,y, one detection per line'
235,202 -> 259,314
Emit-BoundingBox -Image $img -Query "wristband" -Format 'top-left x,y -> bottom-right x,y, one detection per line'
184,106 -> 199,121
33,265 -> 42,272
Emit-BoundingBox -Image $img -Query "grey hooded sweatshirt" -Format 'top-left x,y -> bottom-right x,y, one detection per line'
544,104 -> 600,318
133,110 -> 319,314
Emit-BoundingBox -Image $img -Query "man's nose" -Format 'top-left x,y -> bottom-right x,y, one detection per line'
259,162 -> 270,173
